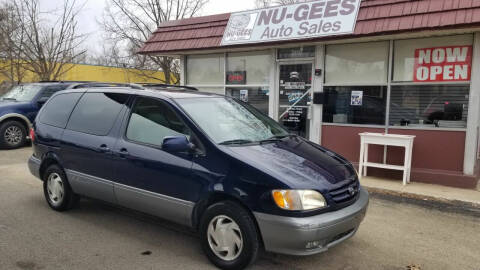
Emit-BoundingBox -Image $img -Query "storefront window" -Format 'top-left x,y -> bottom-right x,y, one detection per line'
226,87 -> 269,115
187,54 -> 225,85
226,51 -> 271,85
278,46 -> 315,59
389,85 -> 469,128
325,41 -> 389,84
323,86 -> 387,125
393,35 -> 473,82
193,87 -> 225,95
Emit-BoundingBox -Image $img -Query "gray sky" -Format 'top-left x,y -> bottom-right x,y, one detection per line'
39,0 -> 256,55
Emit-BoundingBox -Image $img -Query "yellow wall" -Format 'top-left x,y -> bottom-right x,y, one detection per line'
0,61 -> 170,84
58,63 -> 168,83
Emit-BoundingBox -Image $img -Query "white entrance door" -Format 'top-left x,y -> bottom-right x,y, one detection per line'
277,62 -> 314,139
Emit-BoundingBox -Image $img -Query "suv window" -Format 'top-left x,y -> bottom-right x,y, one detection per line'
126,97 -> 190,147
67,93 -> 129,136
39,93 -> 83,128
40,85 -> 68,98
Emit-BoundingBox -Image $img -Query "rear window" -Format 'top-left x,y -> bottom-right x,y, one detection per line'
39,93 -> 82,128
40,85 -> 69,98
66,93 -> 129,136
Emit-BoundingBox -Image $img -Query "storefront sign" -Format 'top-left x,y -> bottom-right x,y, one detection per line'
285,82 -> 306,90
283,107 -> 304,123
227,71 -> 247,84
221,0 -> 361,45
414,46 -> 473,82
287,91 -> 304,103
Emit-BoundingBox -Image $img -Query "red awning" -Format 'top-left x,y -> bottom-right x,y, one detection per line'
139,0 -> 480,55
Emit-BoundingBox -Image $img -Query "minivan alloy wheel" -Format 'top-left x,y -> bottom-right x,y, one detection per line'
207,215 -> 244,261
4,126 -> 23,146
47,173 -> 64,206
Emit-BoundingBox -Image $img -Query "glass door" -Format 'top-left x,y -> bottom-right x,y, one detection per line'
278,62 -> 313,138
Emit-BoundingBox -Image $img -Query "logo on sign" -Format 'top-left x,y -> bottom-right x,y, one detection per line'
414,46 -> 472,82
222,0 -> 362,46
223,13 -> 257,42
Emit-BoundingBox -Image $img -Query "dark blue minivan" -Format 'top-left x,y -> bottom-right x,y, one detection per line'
28,87 -> 368,270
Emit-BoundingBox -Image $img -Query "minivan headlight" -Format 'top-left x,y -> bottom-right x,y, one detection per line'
272,190 -> 327,211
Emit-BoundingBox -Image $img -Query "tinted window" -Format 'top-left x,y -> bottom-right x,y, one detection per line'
323,86 -> 387,125
126,97 -> 190,147
67,93 -> 129,136
40,85 -> 68,98
39,93 -> 82,128
389,85 -> 469,128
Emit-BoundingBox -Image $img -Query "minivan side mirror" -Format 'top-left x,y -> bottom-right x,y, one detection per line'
162,136 -> 194,153
37,96 -> 49,106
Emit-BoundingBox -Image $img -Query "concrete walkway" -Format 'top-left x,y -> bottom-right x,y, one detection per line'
361,176 -> 480,207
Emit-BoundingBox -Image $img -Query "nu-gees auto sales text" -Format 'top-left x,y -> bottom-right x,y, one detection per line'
257,0 -> 356,39
226,0 -> 357,39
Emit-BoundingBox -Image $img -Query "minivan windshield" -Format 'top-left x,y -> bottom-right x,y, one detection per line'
176,97 -> 290,145
1,85 -> 43,102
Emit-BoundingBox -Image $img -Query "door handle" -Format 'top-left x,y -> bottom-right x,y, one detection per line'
118,148 -> 129,158
99,144 -> 111,153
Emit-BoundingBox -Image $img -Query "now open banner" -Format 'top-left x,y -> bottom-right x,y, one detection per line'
221,0 -> 361,45
414,46 -> 473,82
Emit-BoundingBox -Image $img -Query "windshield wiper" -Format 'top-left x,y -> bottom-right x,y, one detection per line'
219,139 -> 253,146
259,134 -> 292,144
2,98 -> 17,101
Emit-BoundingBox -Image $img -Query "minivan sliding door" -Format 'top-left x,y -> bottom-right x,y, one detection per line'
61,92 -> 130,203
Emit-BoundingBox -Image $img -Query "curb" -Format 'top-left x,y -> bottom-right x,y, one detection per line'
365,187 -> 480,217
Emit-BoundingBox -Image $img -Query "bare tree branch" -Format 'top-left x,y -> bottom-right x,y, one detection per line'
102,0 -> 209,84
255,0 -> 307,8
2,0 -> 87,81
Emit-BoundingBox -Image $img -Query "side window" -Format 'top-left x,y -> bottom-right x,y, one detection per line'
67,93 -> 129,136
39,93 -> 82,128
126,97 -> 191,147
40,85 -> 68,98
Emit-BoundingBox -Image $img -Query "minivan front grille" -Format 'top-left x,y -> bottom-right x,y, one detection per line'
329,179 -> 359,204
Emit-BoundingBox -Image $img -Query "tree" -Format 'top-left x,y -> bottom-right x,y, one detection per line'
0,3 -> 27,84
3,0 -> 86,81
102,0 -> 209,84
255,0 -> 307,8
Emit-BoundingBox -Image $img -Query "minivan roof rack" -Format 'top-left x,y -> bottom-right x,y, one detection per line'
139,83 -> 198,91
68,82 -> 144,90
38,80 -> 91,83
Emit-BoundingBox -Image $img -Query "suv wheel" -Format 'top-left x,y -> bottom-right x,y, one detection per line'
200,201 -> 260,270
0,121 -> 27,149
43,165 -> 79,211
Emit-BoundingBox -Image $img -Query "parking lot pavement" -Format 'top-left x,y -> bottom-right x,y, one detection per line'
1,148 -> 479,270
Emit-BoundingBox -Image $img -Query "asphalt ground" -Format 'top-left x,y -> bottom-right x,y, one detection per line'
0,147 -> 479,270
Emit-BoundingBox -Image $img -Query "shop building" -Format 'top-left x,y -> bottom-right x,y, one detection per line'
140,0 -> 480,189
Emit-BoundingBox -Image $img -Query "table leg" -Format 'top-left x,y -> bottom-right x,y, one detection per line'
364,143 -> 369,177
359,140 -> 365,180
407,142 -> 413,183
403,146 -> 408,186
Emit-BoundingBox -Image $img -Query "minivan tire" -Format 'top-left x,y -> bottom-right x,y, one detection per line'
43,165 -> 79,211
0,120 -> 27,149
200,201 -> 260,270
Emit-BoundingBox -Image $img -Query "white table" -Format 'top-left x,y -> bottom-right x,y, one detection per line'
358,133 -> 416,186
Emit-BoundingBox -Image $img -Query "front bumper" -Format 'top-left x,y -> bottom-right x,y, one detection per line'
254,187 -> 369,256
28,156 -> 41,180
